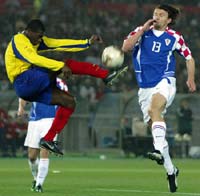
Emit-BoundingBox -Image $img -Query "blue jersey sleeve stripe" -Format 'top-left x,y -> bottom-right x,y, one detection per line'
59,43 -> 90,48
63,39 -> 90,48
60,39 -> 90,48
38,39 -> 90,51
11,38 -> 31,63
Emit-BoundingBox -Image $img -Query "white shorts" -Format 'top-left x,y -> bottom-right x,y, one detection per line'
24,118 -> 56,148
138,77 -> 176,123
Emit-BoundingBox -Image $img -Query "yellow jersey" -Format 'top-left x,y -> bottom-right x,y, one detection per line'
5,33 -> 90,83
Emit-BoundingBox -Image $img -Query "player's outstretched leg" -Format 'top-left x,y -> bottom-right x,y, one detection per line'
65,59 -> 128,86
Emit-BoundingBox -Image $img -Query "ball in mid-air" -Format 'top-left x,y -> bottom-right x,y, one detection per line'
102,45 -> 124,69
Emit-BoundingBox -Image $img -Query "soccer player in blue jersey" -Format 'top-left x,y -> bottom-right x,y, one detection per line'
18,78 -> 68,193
122,4 -> 196,193
5,19 -> 127,155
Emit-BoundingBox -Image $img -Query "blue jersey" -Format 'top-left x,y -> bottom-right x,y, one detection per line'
29,78 -> 68,121
29,102 -> 57,121
127,27 -> 192,88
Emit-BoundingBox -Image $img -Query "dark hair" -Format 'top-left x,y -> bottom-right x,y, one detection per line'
25,19 -> 45,32
156,4 -> 180,25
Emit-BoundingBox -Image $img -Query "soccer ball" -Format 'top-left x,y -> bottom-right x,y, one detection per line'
102,45 -> 124,69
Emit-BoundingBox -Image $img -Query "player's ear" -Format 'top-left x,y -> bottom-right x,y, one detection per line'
167,18 -> 172,25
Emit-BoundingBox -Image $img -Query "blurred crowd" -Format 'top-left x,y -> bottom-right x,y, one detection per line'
0,108 -> 27,157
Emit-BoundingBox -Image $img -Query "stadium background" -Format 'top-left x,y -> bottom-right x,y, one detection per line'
0,0 -> 200,158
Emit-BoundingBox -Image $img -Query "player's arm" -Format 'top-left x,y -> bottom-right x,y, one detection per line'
13,35 -> 64,71
39,35 -> 102,52
122,19 -> 155,52
122,28 -> 144,52
186,57 -> 196,92
176,34 -> 196,93
17,98 -> 27,117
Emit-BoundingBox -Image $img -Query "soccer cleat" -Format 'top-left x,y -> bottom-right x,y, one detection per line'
31,180 -> 36,191
167,167 -> 179,193
103,65 -> 128,86
147,150 -> 164,165
39,138 -> 63,156
35,184 -> 43,193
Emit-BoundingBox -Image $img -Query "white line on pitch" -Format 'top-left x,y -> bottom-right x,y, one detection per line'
96,188 -> 200,196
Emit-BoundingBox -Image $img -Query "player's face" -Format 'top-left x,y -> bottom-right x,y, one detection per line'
152,8 -> 172,30
26,30 -> 44,45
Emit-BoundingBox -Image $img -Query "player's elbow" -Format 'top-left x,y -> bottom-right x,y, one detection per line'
121,42 -> 132,53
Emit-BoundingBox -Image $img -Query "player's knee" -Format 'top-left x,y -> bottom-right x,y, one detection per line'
55,92 -> 76,108
69,97 -> 76,108
63,96 -> 76,108
29,157 -> 37,163
40,148 -> 49,158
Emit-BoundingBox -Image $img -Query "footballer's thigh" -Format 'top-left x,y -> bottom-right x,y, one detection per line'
138,77 -> 176,123
149,93 -> 167,122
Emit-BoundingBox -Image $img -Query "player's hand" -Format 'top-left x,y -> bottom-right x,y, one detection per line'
17,107 -> 25,117
89,35 -> 103,44
61,65 -> 72,79
142,19 -> 156,32
186,79 -> 196,93
17,98 -> 27,117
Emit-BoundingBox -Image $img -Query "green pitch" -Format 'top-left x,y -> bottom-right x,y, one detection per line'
0,156 -> 199,196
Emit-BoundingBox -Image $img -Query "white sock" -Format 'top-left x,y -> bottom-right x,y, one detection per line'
152,121 -> 174,174
36,158 -> 49,186
152,122 -> 168,153
28,158 -> 39,181
163,145 -> 175,175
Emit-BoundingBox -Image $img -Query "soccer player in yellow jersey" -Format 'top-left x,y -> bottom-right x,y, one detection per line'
5,19 -> 128,155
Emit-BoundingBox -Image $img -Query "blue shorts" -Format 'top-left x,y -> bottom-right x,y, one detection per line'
13,67 -> 55,104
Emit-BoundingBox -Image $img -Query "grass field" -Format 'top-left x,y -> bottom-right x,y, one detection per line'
0,155 -> 200,196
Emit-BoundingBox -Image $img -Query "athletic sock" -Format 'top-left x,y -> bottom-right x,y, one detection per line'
152,121 -> 167,154
152,121 -> 174,174
65,59 -> 108,78
163,145 -> 175,175
28,158 -> 39,181
44,106 -> 74,141
36,158 -> 49,186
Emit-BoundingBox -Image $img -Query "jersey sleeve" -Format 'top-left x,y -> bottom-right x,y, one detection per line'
12,35 -> 64,71
38,36 -> 90,52
124,26 -> 143,45
175,34 -> 192,60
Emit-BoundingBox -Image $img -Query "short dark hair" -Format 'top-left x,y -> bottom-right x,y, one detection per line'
25,19 -> 45,32
156,4 -> 180,25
